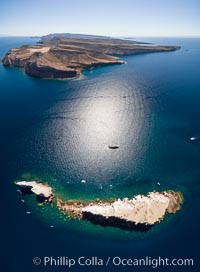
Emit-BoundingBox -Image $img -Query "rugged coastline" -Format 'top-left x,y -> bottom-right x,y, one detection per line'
2,34 -> 181,79
15,180 -> 183,232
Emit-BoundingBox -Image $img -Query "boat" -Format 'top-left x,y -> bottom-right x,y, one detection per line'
108,145 -> 119,149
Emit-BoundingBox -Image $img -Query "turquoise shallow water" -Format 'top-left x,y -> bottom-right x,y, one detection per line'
0,37 -> 200,271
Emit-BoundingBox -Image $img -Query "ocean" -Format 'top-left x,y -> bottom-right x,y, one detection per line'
0,37 -> 200,271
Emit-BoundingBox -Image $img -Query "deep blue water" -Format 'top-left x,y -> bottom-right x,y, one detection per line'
0,37 -> 200,271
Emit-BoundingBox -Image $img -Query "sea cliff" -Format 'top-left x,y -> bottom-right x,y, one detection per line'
2,34 -> 181,79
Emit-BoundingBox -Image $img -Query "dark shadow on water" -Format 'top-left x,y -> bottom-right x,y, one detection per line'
83,212 -> 153,232
18,187 -> 45,203
18,187 -> 33,195
36,194 -> 48,203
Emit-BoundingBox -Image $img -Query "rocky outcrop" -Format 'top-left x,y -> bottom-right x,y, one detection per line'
56,190 -> 183,231
2,34 -> 181,79
82,191 -> 183,231
57,199 -> 84,219
15,180 -> 183,231
2,44 -> 124,79
25,62 -> 79,78
15,181 -> 54,203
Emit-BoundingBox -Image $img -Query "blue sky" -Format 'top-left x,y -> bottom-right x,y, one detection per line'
1,0 -> 200,37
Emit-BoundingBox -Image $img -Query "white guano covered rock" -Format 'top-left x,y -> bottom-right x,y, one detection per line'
15,181 -> 54,202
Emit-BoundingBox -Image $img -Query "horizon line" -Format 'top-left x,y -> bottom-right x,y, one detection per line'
0,33 -> 200,39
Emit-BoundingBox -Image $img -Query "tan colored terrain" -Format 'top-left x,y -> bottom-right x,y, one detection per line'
82,191 -> 182,225
15,180 -> 183,231
28,46 -> 50,53
2,35 -> 181,79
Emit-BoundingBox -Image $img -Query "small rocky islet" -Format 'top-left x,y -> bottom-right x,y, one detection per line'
2,33 -> 181,79
15,180 -> 183,232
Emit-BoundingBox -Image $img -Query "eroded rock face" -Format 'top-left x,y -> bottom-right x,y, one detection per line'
2,35 -> 181,79
2,43 -> 124,79
25,62 -> 79,78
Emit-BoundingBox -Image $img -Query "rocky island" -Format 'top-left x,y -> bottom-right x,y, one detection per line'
2,33 -> 181,79
15,181 -> 54,203
15,180 -> 183,232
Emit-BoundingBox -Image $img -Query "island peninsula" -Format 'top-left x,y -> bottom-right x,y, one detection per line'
2,33 -> 181,79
